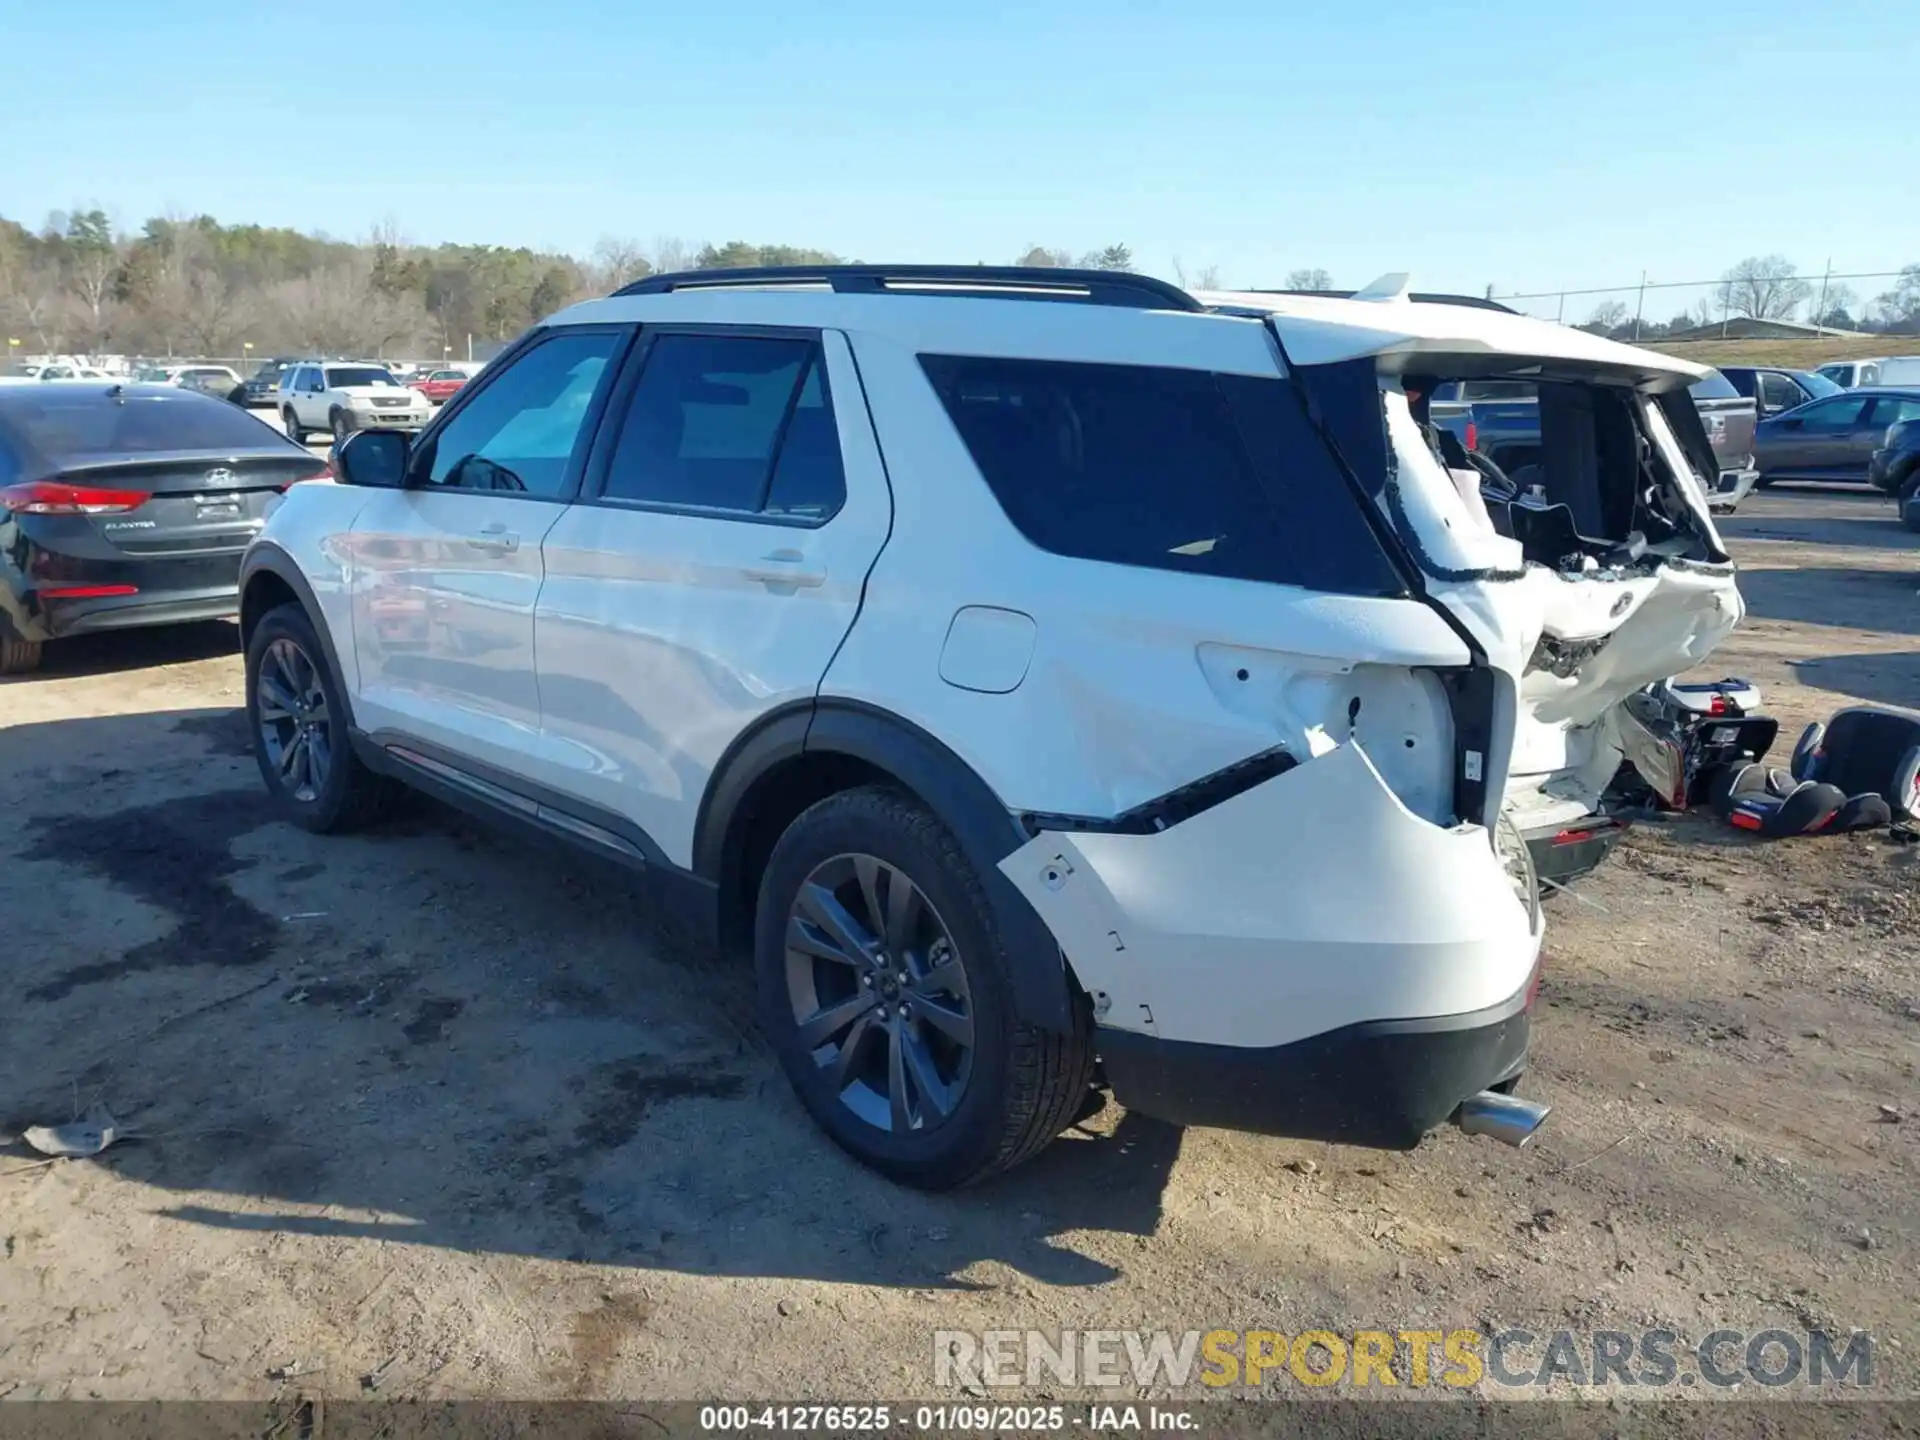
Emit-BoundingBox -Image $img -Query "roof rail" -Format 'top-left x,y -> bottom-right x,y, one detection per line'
612,264 -> 1204,312
1245,287 -> 1520,316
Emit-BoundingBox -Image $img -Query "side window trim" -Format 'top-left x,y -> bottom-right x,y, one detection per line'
406,323 -> 637,504
578,323 -> 843,528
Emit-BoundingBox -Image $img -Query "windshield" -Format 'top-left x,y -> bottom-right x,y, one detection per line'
4,392 -> 288,457
1792,370 -> 1843,399
1688,371 -> 1740,400
325,367 -> 399,388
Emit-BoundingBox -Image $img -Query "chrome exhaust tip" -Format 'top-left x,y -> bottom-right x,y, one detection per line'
1454,1090 -> 1551,1148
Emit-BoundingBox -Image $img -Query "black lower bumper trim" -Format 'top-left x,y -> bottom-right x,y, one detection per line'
1525,816 -> 1628,888
1096,990 -> 1531,1149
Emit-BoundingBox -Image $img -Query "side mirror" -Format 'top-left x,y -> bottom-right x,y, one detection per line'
334,429 -> 411,488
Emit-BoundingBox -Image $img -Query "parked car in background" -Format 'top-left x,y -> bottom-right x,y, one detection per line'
1754,388 -> 1920,489
406,368 -> 472,404
1684,369 -> 1760,509
0,383 -> 322,674
277,361 -> 432,443
1819,357 -> 1920,389
1867,399 -> 1920,502
244,358 -> 300,407
177,365 -> 245,403
1,361 -> 113,386
1429,370 -> 1757,511
1716,365 -> 1841,418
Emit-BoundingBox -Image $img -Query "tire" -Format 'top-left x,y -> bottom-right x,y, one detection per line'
0,637 -> 43,675
283,408 -> 305,443
754,784 -> 1095,1190
245,602 -> 397,833
330,409 -> 352,443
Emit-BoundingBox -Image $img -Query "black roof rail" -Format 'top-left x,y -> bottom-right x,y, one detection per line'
611,264 -> 1203,312
1243,287 -> 1520,316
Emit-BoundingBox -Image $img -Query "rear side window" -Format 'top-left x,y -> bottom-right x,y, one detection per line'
599,333 -> 846,522
919,355 -> 1403,595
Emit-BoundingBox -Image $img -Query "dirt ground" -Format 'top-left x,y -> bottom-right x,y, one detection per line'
1,485 -> 1916,1409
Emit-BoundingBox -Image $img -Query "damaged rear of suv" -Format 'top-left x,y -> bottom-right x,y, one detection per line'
247,265 -> 1739,1190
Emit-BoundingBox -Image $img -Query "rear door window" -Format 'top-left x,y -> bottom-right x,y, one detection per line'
1758,372 -> 1806,411
597,332 -> 847,523
919,355 -> 1403,595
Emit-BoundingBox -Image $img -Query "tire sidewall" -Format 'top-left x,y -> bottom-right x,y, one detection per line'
754,792 -> 1020,1185
245,605 -> 354,831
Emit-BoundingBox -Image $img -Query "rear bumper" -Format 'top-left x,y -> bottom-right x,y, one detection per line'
1002,741 -> 1543,1146
1708,468 -> 1758,510
1096,985 -> 1532,1148
2,551 -> 242,643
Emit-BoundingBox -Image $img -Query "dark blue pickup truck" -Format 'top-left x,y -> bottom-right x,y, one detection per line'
1428,373 -> 1758,512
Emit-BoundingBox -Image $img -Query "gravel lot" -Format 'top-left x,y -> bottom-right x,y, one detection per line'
2,484 -> 1916,1407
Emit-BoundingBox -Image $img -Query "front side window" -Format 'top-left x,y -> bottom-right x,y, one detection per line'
599,332 -> 846,522
1797,396 -> 1872,430
920,354 -> 1402,595
415,329 -> 622,497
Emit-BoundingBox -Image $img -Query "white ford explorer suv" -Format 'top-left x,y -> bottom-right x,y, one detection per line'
278,360 -> 432,444
237,265 -> 1741,1188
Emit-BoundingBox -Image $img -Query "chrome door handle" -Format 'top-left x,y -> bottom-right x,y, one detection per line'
465,525 -> 519,555
740,549 -> 825,587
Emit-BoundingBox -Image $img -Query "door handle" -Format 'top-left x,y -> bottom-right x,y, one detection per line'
465,524 -> 519,555
740,549 -> 825,588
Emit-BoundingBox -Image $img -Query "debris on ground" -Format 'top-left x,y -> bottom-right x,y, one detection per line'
267,1360 -> 324,1381
21,1115 -> 120,1158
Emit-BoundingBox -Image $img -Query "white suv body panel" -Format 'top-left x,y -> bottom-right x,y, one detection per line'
531,331 -> 891,867
347,490 -> 564,777
1005,741 -> 1538,1050
821,327 -> 1473,824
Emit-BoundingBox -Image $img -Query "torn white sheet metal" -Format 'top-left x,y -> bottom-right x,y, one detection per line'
1002,741 -> 1540,1051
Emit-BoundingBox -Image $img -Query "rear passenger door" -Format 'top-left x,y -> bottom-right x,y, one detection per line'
533,327 -> 891,867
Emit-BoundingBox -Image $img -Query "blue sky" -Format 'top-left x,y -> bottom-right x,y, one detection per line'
7,0 -> 1914,300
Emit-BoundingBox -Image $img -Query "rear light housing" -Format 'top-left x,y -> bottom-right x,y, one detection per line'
275,470 -> 333,493
0,481 -> 151,515
1465,418 -> 1479,452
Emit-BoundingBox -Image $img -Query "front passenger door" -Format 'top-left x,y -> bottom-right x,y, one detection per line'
347,326 -> 631,779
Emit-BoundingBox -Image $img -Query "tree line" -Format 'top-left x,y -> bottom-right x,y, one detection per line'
0,211 -> 1148,364
1574,254 -> 1920,341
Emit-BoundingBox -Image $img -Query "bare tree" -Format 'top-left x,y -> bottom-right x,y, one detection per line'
651,236 -> 697,274
1715,255 -> 1811,321
1581,299 -> 1630,335
590,237 -> 652,290
1284,267 -> 1334,291
1015,246 -> 1075,268
1171,257 -> 1224,290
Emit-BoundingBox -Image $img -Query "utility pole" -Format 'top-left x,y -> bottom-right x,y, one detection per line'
1633,271 -> 1648,342
1814,258 -> 1832,330
1556,292 -> 1566,324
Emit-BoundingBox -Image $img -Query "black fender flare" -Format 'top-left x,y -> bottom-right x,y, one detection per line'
238,543 -> 357,729
694,699 -> 1078,1033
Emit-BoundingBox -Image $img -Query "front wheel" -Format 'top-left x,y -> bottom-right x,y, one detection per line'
330,410 -> 352,442
245,602 -> 397,833
283,409 -> 305,443
755,785 -> 1095,1190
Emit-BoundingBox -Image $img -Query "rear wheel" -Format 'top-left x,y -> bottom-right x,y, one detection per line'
755,785 -> 1095,1190
246,602 -> 396,832
0,637 -> 43,675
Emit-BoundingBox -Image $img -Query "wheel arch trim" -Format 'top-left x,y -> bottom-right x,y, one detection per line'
695,698 -> 1078,1032
239,544 -> 356,730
